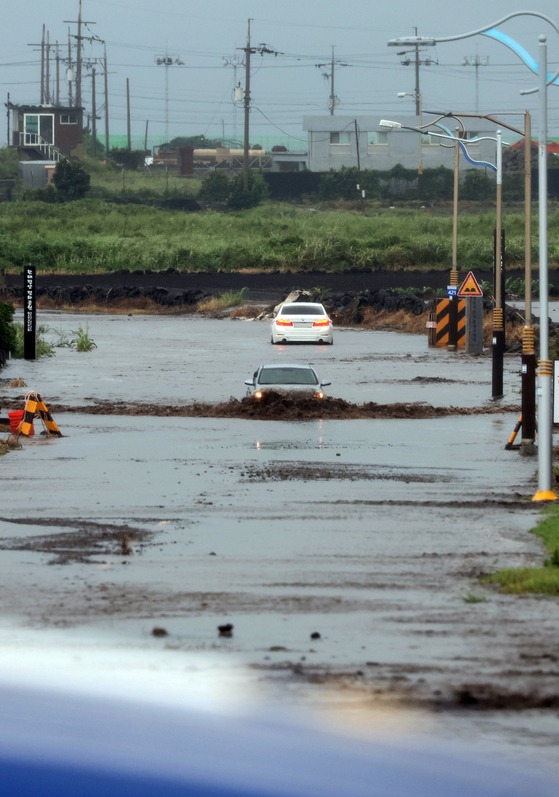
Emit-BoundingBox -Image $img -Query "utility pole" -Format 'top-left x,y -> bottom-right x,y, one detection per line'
45,31 -> 50,104
55,42 -> 60,106
396,30 -> 436,115
91,68 -> 97,156
7,92 -> 10,148
238,21 -> 281,191
64,0 -> 96,108
126,78 -> 131,149
330,46 -> 335,115
67,28 -> 73,107
243,19 -> 251,191
414,30 -> 420,116
41,26 -> 45,104
27,26 -> 46,104
315,47 -> 347,115
104,45 -> 109,155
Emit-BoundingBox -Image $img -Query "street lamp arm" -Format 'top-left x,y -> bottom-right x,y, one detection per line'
432,122 -> 501,170
380,119 -> 502,171
388,11 -> 559,93
389,10 -> 557,46
424,111 -> 525,137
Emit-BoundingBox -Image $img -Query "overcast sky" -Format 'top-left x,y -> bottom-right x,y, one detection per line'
2,0 -> 559,148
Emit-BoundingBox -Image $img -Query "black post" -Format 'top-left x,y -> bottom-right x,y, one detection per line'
492,229 -> 505,398
448,295 -> 458,350
521,347 -> 537,452
24,265 -> 36,360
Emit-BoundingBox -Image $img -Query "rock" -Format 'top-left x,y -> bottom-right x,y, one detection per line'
152,627 -> 168,637
218,623 -> 234,637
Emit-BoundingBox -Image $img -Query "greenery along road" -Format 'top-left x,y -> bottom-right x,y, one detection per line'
0,200 -> 556,275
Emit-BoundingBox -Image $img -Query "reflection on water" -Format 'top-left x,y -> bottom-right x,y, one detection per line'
255,440 -> 325,450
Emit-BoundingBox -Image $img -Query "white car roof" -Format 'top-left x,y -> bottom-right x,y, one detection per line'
260,363 -> 316,370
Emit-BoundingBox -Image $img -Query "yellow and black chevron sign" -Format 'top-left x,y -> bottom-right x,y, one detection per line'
435,299 -> 466,349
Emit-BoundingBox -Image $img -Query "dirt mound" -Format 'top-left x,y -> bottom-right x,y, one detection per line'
1,393 -> 521,421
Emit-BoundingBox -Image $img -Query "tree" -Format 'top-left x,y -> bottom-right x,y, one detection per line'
52,159 -> 90,201
83,131 -> 106,158
162,135 -> 223,150
461,169 -> 494,201
502,141 -> 538,172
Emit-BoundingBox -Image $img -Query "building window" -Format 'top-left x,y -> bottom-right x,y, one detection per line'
330,131 -> 352,145
421,134 -> 436,146
61,114 -> 78,124
368,131 -> 389,145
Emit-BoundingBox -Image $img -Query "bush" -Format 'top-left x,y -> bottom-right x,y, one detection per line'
319,166 -> 381,200
199,171 -> 231,203
52,160 -> 91,201
227,172 -> 269,210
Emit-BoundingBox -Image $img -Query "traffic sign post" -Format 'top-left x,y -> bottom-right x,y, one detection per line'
457,272 -> 484,354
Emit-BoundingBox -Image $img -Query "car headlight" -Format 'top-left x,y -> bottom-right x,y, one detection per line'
254,391 -> 263,399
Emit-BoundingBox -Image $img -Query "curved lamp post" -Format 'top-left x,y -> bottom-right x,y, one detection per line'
388,11 -> 559,501
380,121 -> 505,350
423,107 -> 536,452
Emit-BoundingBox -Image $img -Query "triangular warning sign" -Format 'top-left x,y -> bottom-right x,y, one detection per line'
457,271 -> 483,297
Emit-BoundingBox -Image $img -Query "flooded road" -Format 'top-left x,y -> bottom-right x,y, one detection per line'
1,311 -> 559,768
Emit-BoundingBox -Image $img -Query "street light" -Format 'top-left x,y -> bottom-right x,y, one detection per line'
223,55 -> 245,146
380,121 -> 505,337
422,107 -> 535,439
389,12 -> 559,501
154,55 -> 184,142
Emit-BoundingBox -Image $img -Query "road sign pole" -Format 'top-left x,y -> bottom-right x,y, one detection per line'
23,265 -> 36,361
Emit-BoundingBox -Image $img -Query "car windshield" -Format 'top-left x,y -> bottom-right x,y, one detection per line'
280,304 -> 324,316
259,367 -> 318,385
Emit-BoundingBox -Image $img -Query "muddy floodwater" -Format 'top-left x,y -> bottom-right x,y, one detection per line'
1,310 -> 559,770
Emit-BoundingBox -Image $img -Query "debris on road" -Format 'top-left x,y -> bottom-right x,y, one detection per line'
0,394 -> 521,421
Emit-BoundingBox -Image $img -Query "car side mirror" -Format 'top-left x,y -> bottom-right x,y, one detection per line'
244,379 -> 254,386
321,381 -> 331,387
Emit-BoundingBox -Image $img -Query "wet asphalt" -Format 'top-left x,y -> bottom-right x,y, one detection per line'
1,310 -> 559,766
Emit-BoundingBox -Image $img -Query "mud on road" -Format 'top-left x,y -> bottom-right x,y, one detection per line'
1,393 -> 521,421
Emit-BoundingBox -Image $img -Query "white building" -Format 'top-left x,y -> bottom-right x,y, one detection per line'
302,114 -> 504,174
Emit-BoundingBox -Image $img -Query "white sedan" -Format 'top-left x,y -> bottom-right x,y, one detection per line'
270,302 -> 333,345
245,363 -> 331,399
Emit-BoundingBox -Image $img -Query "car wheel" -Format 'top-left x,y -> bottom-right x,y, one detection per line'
271,337 -> 277,344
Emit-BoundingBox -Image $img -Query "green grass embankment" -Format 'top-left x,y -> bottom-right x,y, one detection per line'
0,200 -> 553,275
482,504 -> 559,595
